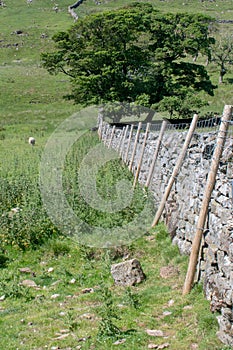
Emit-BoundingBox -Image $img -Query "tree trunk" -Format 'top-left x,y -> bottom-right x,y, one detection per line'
219,73 -> 223,84
219,64 -> 226,84
193,54 -> 198,62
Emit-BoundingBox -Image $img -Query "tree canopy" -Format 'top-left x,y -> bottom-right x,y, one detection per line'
41,3 -> 215,118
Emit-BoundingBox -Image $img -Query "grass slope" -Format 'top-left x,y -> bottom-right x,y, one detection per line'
0,0 -> 233,127
0,229 -> 229,350
0,1 -> 233,349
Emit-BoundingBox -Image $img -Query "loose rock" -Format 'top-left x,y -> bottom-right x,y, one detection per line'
146,329 -> 164,337
160,266 -> 179,279
20,280 -> 37,288
111,259 -> 146,286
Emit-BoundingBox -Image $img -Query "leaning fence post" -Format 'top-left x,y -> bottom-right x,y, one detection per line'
183,105 -> 232,295
146,120 -> 167,188
97,107 -> 103,140
120,125 -> 129,158
124,124 -> 134,163
103,124 -> 110,146
133,123 -> 150,188
151,114 -> 199,228
108,125 -> 116,149
129,122 -> 142,172
117,127 -> 125,153
98,118 -> 103,141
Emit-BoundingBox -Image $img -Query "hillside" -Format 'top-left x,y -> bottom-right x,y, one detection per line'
0,0 -> 233,126
0,1 -> 233,349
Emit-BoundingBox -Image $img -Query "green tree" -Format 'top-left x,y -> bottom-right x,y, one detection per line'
156,96 -> 181,119
211,36 -> 233,84
41,3 -> 215,119
156,90 -> 208,119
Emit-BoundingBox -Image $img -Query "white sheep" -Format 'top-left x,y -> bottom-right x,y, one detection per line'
28,137 -> 35,146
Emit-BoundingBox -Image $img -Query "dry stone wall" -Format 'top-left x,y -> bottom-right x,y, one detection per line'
101,124 -> 233,347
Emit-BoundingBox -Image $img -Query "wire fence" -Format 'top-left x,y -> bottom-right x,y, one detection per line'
142,115 -> 222,132
98,106 -> 233,344
99,106 -> 233,266
101,115 -> 225,140
99,111 -> 233,195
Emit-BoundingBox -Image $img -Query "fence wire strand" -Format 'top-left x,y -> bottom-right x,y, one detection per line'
100,114 -> 233,209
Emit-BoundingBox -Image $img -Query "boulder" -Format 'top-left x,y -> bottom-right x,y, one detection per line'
111,259 -> 146,286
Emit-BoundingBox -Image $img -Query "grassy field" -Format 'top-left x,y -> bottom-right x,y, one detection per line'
0,0 -> 233,126
1,228 -> 231,350
0,1 -> 233,349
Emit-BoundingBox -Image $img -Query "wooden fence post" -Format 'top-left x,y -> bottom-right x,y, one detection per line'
129,122 -> 142,172
103,124 -> 110,146
108,125 -> 116,149
98,119 -> 103,141
146,120 -> 167,188
183,105 -> 232,295
120,124 -> 129,158
133,123 -> 150,188
117,127 -> 125,153
151,114 -> 199,228
97,107 -> 103,140
124,124 -> 134,163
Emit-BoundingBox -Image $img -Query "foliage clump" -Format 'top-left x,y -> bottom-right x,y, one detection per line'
0,176 -> 59,250
42,2 -> 216,119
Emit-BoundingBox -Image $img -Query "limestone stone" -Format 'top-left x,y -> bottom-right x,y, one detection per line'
111,259 -> 146,286
160,265 -> 179,279
19,267 -> 33,274
20,279 -> 37,288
